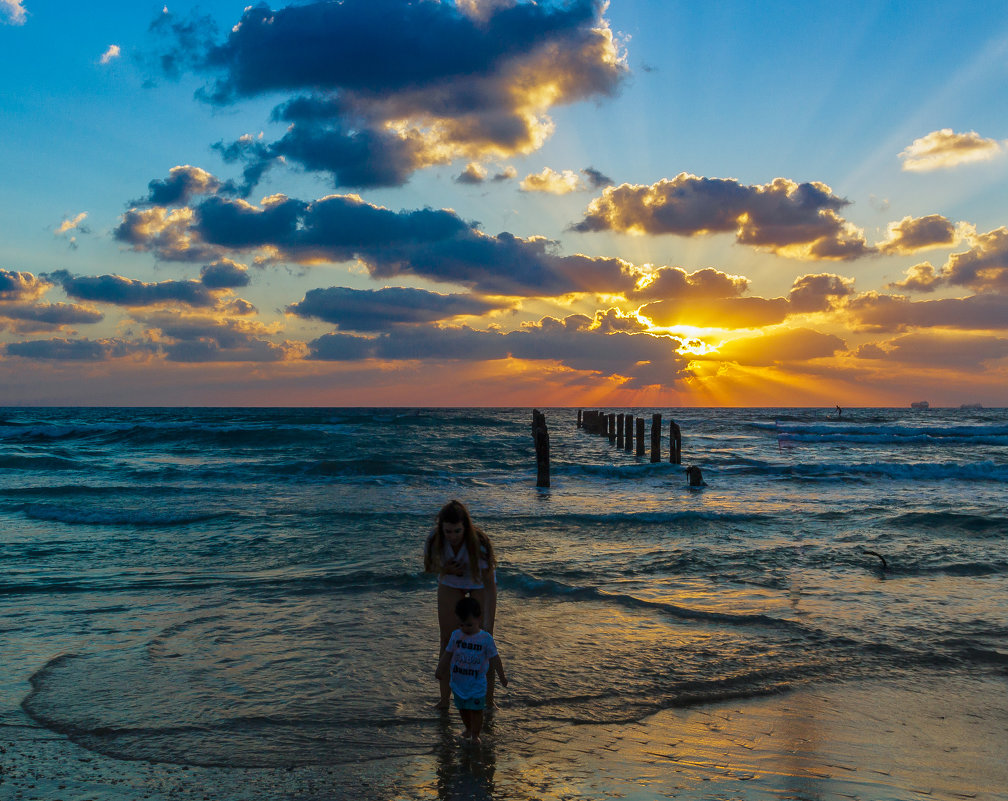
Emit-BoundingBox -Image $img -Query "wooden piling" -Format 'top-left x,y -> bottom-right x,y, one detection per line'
651,413 -> 661,463
669,419 -> 682,465
608,413 -> 616,444
577,409 -> 582,428
624,414 -> 633,451
635,417 -> 645,457
532,408 -> 550,487
616,413 -> 624,449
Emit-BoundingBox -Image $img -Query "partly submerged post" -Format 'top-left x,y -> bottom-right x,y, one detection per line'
577,409 -> 583,428
608,413 -> 616,444
651,413 -> 661,463
532,408 -> 550,487
635,417 -> 645,457
616,413 -> 625,449
624,414 -> 633,452
669,420 -> 682,465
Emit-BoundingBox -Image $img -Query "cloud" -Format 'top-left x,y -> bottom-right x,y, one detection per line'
629,266 -> 749,301
520,167 -> 583,194
0,0 -> 26,25
640,296 -> 792,329
288,286 -> 503,330
581,166 -> 613,188
49,270 -> 220,308
493,166 -> 518,182
138,312 -> 302,362
573,173 -> 872,260
899,129 -> 1005,172
152,0 -> 626,189
56,212 -> 89,236
854,331 -> 1008,369
941,227 -> 1008,292
877,214 -> 958,255
200,258 -> 250,288
140,165 -> 222,206
118,190 -> 641,297
455,162 -> 488,184
306,314 -> 690,388
100,44 -> 121,64
888,261 -> 941,293
786,273 -> 854,312
4,338 -> 143,361
0,302 -> 103,333
698,327 -> 847,366
845,291 -> 1008,332
0,269 -> 49,301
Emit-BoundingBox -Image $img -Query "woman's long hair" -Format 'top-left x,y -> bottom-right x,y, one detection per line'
424,499 -> 496,581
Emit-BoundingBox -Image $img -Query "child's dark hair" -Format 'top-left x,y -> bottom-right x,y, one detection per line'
455,595 -> 481,621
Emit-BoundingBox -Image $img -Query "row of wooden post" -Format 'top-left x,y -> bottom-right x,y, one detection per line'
577,409 -> 682,464
532,408 -> 550,487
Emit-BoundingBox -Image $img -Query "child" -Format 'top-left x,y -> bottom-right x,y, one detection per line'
435,596 -> 508,744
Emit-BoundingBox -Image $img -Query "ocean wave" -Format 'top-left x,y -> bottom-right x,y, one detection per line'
505,571 -> 796,629
723,460 -> 1008,482
884,511 -> 1008,537
19,503 -> 229,528
0,454 -> 86,471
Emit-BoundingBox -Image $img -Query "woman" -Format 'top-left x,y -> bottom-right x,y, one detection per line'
424,499 -> 498,708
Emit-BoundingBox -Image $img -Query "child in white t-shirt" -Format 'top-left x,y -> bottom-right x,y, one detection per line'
435,596 -> 508,744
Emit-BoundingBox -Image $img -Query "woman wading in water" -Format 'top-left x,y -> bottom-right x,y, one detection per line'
424,499 -> 498,709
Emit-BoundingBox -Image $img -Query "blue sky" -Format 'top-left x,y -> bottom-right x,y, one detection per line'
2,0 -> 1008,405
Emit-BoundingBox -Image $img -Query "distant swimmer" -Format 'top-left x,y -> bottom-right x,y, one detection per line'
685,465 -> 706,487
836,404 -> 842,418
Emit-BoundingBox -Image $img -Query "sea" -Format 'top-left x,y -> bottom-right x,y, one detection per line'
1,407 -> 1006,785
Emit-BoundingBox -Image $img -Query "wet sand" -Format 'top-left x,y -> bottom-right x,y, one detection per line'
2,674 -> 1005,800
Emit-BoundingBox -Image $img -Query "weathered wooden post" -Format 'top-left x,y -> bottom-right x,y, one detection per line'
635,417 -> 645,457
577,409 -> 582,428
608,413 -> 616,444
651,413 -> 661,463
669,419 -> 682,465
624,414 -> 633,451
533,408 -> 550,487
616,413 -> 625,448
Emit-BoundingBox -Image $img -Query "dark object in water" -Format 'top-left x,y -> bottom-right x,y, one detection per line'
685,465 -> 705,487
863,549 -> 888,570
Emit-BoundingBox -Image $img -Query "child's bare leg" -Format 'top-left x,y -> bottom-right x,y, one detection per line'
469,709 -> 484,743
458,709 -> 473,740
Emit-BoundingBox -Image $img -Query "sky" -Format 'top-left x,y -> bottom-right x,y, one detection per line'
2,0 -> 1008,407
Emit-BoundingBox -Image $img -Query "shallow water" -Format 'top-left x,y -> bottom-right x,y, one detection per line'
1,406 -> 1005,771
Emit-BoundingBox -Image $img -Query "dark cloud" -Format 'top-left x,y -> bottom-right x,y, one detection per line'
0,270 -> 49,301
200,259 -> 250,288
877,214 -> 957,255
786,273 -> 854,313
140,165 -> 221,206
942,227 -> 1008,292
120,191 -> 639,297
307,315 -> 689,388
854,332 -> 1008,369
845,291 -> 1008,332
152,0 -> 625,189
0,303 -> 104,328
288,286 -> 502,330
48,270 -> 219,308
4,338 -> 141,361
581,166 -> 613,188
573,173 -> 872,260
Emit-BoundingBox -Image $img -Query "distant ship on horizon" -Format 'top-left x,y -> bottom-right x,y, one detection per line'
910,400 -> 930,410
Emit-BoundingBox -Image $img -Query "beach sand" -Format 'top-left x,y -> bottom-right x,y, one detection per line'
2,673 -> 1005,800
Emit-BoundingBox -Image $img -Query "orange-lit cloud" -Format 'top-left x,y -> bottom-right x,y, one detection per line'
696,327 -> 846,366
882,227 -> 1008,294
573,173 -> 872,260
899,129 -> 1005,172
877,214 -> 958,254
520,167 -> 583,194
855,331 -> 1008,369
845,291 -> 1008,332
